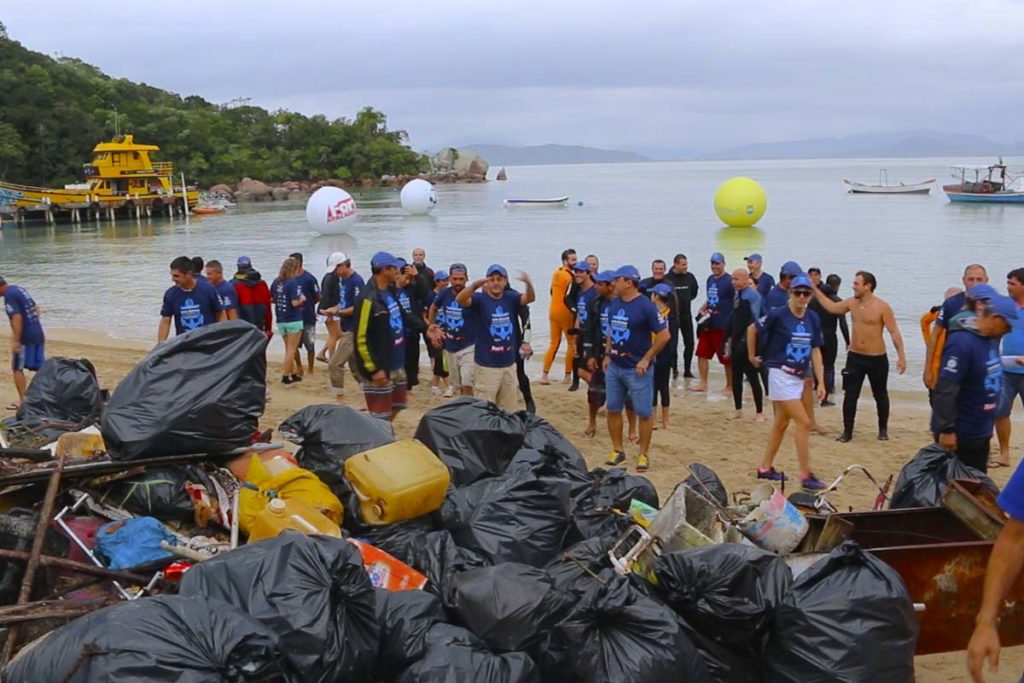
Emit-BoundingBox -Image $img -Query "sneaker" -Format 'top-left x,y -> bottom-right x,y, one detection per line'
877,430 -> 889,441
683,371 -> 696,379
636,454 -> 650,472
443,386 -> 455,398
281,375 -> 294,385
290,374 -> 303,383
568,380 -> 580,392
756,467 -> 787,482
606,451 -> 626,467
801,474 -> 828,491
820,399 -> 835,407
836,432 -> 852,443
430,386 -> 441,396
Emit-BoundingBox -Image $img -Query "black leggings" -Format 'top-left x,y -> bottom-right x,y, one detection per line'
677,310 -> 694,375
517,356 -> 535,413
822,330 -> 838,395
404,333 -> 420,388
842,351 -> 889,433
731,347 -> 764,412
653,363 -> 672,408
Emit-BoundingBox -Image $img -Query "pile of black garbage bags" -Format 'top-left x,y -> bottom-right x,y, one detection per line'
3,397 -> 920,682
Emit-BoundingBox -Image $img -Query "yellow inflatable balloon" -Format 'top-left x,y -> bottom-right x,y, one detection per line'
714,177 -> 767,227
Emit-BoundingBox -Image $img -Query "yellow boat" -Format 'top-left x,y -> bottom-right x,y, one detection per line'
0,134 -> 199,222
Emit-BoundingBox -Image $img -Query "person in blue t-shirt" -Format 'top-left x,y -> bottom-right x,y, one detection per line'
602,265 -> 669,473
288,252 -> 321,377
932,285 -> 1017,473
993,268 -> 1024,468
763,260 -> 802,314
204,260 -> 239,321
424,270 -> 451,397
567,263 -> 598,392
456,264 -> 535,412
693,252 -> 735,393
429,263 -> 479,397
324,253 -> 366,400
924,263 -> 988,389
0,277 -> 45,407
271,256 -> 307,384
158,256 -> 225,343
748,274 -> 827,491
745,253 -> 776,299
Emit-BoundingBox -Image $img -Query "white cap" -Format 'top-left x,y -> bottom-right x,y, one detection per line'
327,252 -> 348,270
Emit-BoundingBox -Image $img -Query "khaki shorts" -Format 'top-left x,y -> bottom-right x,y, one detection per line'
474,364 -> 519,413
328,331 -> 359,394
446,346 -> 476,389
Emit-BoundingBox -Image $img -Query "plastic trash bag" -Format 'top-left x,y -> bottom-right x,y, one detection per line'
683,462 -> 729,507
654,543 -> 792,649
180,532 -> 379,683
762,541 -> 918,683
572,467 -> 659,512
445,563 -> 576,653
516,412 -> 588,476
107,465 -> 211,522
414,397 -> 526,486
95,517 -> 176,569
890,443 -> 998,509
16,357 -> 102,428
2,595 -> 285,682
545,537 -> 616,598
102,321 -> 268,460
397,623 -> 540,683
401,530 -> 489,595
373,588 -> 447,680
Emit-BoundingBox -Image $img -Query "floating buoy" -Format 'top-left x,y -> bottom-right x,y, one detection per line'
400,179 -> 437,215
306,187 -> 358,234
714,177 -> 767,227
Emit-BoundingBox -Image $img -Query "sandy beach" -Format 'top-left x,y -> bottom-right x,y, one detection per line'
2,327 -> 1022,680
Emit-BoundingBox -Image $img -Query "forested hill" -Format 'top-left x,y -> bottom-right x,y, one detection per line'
0,24 -> 426,187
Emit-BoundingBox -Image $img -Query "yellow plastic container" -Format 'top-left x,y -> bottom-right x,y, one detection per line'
238,455 -> 344,534
246,497 -> 342,542
343,439 -> 451,525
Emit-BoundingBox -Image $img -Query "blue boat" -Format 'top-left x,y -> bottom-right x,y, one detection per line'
944,162 -> 1024,203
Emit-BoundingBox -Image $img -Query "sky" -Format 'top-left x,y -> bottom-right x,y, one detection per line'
6,1 -> 1024,156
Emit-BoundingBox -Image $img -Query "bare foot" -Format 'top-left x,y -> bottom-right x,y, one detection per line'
756,413 -> 766,423
562,374 -> 572,384
583,425 -> 596,439
812,424 -> 829,435
539,375 -> 551,386
727,411 -> 742,421
690,384 -> 707,393
628,432 -> 640,444
661,422 -> 670,431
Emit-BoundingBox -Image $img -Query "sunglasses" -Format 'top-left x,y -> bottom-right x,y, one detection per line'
792,290 -> 813,298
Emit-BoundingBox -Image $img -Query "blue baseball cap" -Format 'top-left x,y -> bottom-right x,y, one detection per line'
486,264 -> 508,278
651,283 -> 673,298
745,253 -> 763,262
594,270 -> 616,284
987,294 -> 1020,321
572,263 -> 590,272
614,265 -> 641,282
791,274 -> 813,290
967,284 -> 999,301
781,260 -> 803,277
434,270 -> 449,282
710,252 -> 725,264
370,251 -> 402,269
237,256 -> 252,268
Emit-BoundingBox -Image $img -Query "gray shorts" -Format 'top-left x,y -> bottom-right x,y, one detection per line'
301,323 -> 316,352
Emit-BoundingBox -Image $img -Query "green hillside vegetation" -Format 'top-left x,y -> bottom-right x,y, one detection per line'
0,24 -> 427,187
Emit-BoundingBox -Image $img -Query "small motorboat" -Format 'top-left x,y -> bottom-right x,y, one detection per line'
943,162 -> 1024,203
193,205 -> 227,215
844,170 -> 935,195
503,196 -> 569,207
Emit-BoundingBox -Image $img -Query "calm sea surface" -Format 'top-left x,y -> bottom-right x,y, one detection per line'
2,157 -> 1022,391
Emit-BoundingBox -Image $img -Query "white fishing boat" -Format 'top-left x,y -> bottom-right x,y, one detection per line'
943,162 -> 1024,203
843,170 -> 935,195
503,196 -> 569,207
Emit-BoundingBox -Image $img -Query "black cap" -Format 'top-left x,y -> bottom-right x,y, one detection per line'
0,276 -> 7,286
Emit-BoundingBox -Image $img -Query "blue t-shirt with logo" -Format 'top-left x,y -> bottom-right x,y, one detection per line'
271,278 -> 303,324
211,280 -> 238,313
705,273 -> 734,330
576,286 -> 598,327
757,306 -> 823,374
936,329 -> 1001,439
161,280 -> 223,335
436,288 -> 476,353
472,290 -> 521,368
339,273 -> 364,333
3,286 -> 44,345
383,290 -> 406,371
295,271 -> 320,325
607,295 -> 667,369
763,285 -> 789,314
937,292 -> 966,330
1000,302 -> 1024,375
755,272 -> 776,299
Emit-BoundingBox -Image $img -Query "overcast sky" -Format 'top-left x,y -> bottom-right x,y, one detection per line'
6,1 -> 1024,155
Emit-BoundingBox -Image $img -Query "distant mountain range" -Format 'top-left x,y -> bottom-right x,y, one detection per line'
460,143 -> 649,166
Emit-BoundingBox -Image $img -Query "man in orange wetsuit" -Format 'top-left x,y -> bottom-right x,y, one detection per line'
542,248 -> 578,385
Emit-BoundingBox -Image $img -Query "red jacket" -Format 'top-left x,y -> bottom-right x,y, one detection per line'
232,269 -> 273,336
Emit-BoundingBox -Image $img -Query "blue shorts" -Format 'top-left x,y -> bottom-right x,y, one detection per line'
997,372 -> 1024,418
12,344 -> 44,372
605,362 -> 654,419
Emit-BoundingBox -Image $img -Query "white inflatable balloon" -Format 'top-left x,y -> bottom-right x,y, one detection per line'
306,186 -> 358,234
400,179 -> 437,215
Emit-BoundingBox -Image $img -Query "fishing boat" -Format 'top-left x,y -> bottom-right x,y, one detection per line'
943,162 -> 1024,203
0,135 -> 199,224
503,196 -> 569,207
843,170 -> 935,195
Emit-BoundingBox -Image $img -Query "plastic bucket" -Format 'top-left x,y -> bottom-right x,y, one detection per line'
738,489 -> 808,554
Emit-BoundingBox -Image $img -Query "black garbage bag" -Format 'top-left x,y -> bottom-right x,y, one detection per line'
546,537 -> 616,598
516,412 -> 588,476
565,507 -> 634,546
16,357 -> 102,428
762,541 -> 918,682
654,543 -> 792,649
397,623 -> 539,683
683,462 -> 729,507
105,465 -> 214,522
354,516 -> 438,560
572,467 -> 659,511
373,588 -> 447,680
677,617 -> 759,683
101,321 -> 268,460
890,443 -> 998,509
445,563 -> 576,653
404,530 -> 490,595
414,398 -> 525,486
2,595 -> 285,682
552,576 -> 710,683
506,447 -> 589,485
179,532 -> 379,683
443,468 -> 572,568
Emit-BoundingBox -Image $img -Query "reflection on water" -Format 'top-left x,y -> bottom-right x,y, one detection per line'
716,226 -> 766,265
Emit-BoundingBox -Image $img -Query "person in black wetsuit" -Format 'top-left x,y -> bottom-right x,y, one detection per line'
649,284 -> 679,430
664,254 -> 699,380
727,269 -> 765,421
808,269 -> 850,407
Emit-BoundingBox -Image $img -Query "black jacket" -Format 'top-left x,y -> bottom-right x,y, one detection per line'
583,296 -> 610,362
353,276 -> 427,380
664,270 -> 699,311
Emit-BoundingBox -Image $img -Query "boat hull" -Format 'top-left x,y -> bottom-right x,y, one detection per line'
504,196 -> 569,207
944,190 -> 1024,204
844,179 -> 934,195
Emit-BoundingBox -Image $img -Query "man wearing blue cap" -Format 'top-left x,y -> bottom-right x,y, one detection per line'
565,263 -> 597,392
745,253 -> 775,299
582,270 -> 636,439
693,252 -> 734,393
456,264 -> 535,411
603,265 -> 669,472
932,284 -> 1017,473
764,260 -> 802,314
429,263 -> 477,398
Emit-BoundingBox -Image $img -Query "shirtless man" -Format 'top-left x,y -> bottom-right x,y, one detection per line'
812,271 -> 907,442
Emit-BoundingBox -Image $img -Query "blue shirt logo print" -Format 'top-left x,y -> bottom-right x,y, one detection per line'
985,349 -> 1002,394
490,306 -> 513,341
398,291 -> 412,314
180,297 -> 204,330
708,284 -> 719,308
785,322 -> 812,364
609,308 -> 631,344
388,299 -> 403,333
445,303 -> 464,331
600,308 -> 611,337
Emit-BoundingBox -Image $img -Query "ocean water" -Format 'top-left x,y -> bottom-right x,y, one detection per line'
2,156 -> 1022,391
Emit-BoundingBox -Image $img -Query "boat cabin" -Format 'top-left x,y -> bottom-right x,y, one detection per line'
950,164 -> 1008,193
82,135 -> 174,196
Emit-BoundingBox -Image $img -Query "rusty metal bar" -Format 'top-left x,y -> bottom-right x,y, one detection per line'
0,549 -> 150,585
